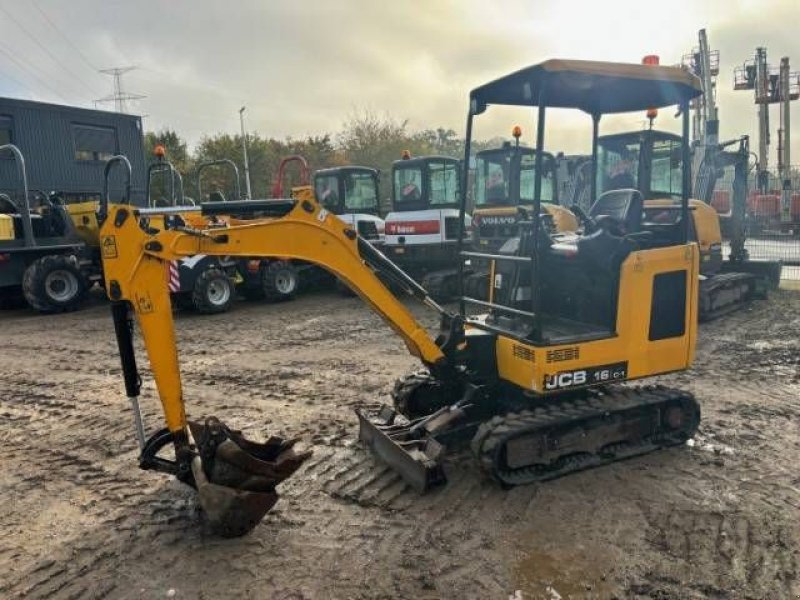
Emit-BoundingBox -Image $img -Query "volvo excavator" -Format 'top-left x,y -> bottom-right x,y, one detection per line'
100,59 -> 704,537
471,127 -> 579,252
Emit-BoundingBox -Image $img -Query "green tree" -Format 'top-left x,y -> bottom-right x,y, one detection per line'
195,133 -> 338,200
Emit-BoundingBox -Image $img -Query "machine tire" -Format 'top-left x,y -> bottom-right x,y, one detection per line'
262,260 -> 299,301
191,267 -> 235,314
22,254 -> 88,313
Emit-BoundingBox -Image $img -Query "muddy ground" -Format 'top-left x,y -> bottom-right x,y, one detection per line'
0,287 -> 798,599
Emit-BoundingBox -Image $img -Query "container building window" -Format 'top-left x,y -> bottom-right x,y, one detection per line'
73,123 -> 117,161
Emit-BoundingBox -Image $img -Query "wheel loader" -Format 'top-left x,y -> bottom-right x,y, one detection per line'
100,58 -> 704,537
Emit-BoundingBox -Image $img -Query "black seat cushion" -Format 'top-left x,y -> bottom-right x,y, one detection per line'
589,188 -> 643,234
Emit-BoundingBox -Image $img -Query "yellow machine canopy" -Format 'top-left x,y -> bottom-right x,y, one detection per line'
469,59 -> 703,114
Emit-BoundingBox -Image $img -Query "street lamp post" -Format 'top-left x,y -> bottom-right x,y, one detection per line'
239,106 -> 253,199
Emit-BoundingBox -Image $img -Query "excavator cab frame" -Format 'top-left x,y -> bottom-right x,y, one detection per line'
147,155 -> 189,207
313,166 -> 381,216
595,129 -> 685,201
473,144 -> 558,207
390,155 -> 461,212
458,59 -> 699,338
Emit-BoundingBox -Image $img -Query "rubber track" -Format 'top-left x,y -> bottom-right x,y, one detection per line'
471,385 -> 700,486
699,272 -> 757,321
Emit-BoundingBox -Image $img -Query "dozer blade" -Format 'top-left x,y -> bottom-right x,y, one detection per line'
356,405 -> 449,493
188,418 -> 312,537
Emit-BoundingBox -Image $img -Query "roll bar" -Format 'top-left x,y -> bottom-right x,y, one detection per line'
147,159 -> 184,207
196,159 -> 242,201
100,155 -> 133,224
0,144 -> 34,246
271,155 -> 310,198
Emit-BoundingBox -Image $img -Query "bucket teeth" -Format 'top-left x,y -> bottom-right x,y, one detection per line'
188,418 -> 312,537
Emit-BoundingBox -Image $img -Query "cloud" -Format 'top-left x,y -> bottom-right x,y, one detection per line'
0,0 -> 797,168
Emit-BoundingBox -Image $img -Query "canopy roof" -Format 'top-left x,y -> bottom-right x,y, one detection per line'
470,59 -> 702,115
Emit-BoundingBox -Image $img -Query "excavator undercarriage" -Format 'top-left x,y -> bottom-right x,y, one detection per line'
359,370 -> 700,493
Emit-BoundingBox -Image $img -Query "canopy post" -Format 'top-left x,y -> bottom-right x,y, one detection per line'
681,101 -> 691,243
457,107 -> 474,316
590,113 -> 600,206
531,87 -> 547,339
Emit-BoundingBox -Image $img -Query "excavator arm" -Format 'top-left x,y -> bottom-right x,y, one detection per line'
102,198 -> 448,433
99,197 -> 456,535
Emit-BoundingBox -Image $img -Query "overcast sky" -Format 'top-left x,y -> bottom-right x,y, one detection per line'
0,0 -> 797,165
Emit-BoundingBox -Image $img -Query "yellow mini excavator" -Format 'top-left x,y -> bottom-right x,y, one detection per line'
101,59 -> 704,536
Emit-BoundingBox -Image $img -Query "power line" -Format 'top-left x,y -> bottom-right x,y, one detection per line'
95,67 -> 146,113
0,65 -> 31,92
0,3 -> 102,100
30,0 -> 100,73
0,41 -> 71,102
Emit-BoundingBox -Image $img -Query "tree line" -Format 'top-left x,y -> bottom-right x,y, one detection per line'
144,111 -> 501,209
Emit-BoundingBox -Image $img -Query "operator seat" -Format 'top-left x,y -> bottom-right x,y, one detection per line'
589,188 -> 643,234
572,189 -> 644,325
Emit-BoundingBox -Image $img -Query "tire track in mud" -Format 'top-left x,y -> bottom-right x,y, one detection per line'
634,507 -> 799,598
2,289 -> 799,598
287,439 -> 534,596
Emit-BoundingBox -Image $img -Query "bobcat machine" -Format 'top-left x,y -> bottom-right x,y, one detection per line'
0,144 -> 92,312
383,153 -> 467,297
313,165 -> 384,244
314,165 -> 385,294
100,59 -> 704,537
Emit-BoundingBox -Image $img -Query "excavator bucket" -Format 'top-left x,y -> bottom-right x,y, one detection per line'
187,418 -> 312,537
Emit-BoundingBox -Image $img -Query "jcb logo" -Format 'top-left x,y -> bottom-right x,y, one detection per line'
544,370 -> 586,390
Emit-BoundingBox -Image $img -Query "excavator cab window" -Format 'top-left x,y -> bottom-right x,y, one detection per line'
519,153 -> 555,205
475,147 -> 555,207
596,138 -> 641,195
393,165 -> 424,207
428,161 -> 459,206
315,174 -> 340,212
650,138 -> 684,199
476,158 -> 508,205
343,171 -> 379,213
